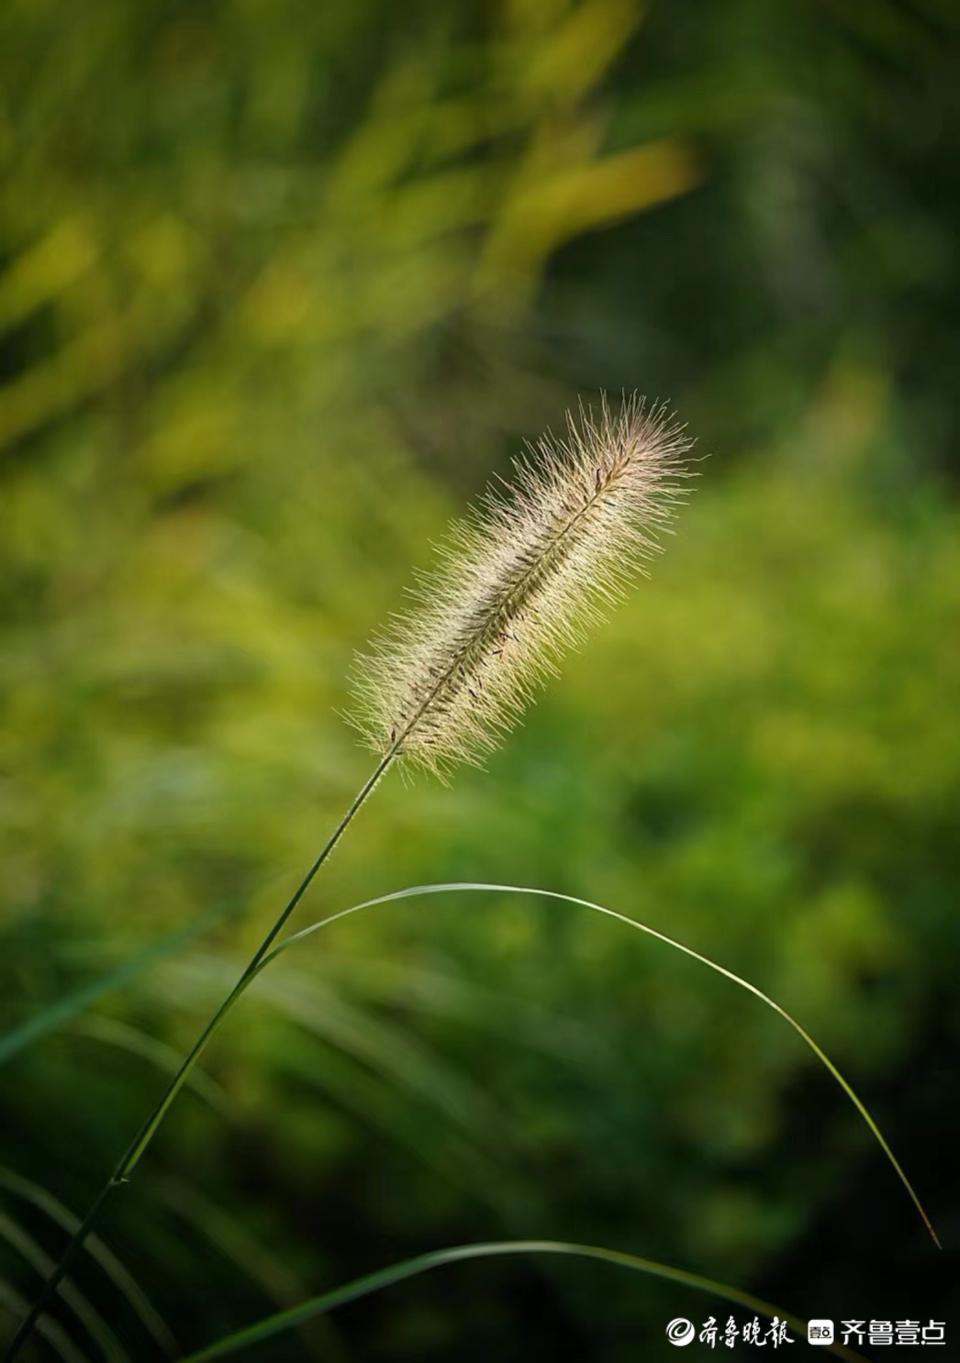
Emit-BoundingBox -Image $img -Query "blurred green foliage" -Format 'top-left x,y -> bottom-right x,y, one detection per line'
2,1 -> 959,1359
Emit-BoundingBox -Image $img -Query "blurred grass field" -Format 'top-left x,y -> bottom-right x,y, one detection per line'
2,1 -> 959,1359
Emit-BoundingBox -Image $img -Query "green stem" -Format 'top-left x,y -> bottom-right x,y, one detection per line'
2,752 -> 395,1363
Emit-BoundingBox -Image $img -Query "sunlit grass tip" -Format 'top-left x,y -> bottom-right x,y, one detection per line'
351,392 -> 696,774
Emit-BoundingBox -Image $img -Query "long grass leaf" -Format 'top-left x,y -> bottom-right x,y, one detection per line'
180,1239 -> 869,1363
260,881 -> 939,1247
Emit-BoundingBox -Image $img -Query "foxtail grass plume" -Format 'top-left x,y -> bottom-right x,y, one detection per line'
352,394 -> 695,774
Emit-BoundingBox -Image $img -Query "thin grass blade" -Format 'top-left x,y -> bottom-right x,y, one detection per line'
179,1239 -> 869,1363
259,881 -> 939,1247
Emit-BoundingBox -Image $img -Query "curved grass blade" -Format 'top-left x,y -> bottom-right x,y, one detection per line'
0,1169 -> 176,1358
0,1279 -> 92,1363
180,1239 -> 869,1363
259,882 -> 939,1248
0,1213 -> 127,1363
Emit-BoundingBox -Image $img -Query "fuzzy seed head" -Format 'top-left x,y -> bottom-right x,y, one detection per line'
351,393 -> 696,775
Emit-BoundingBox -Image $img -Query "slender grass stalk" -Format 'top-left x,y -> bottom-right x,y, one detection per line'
0,1172 -> 175,1363
1,750 -> 396,1361
0,891 -> 247,1068
73,1015 -> 234,1118
6,395 -> 692,1359
0,1169 -> 175,1358
0,1284 -> 89,1363
0,1213 -> 127,1363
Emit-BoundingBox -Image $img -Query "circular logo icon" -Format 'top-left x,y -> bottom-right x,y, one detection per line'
666,1318 -> 696,1347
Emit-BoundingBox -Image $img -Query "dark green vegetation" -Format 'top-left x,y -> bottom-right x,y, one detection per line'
2,1 -> 959,1359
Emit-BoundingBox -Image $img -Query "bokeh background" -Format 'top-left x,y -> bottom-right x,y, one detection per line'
2,1 -> 959,1359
